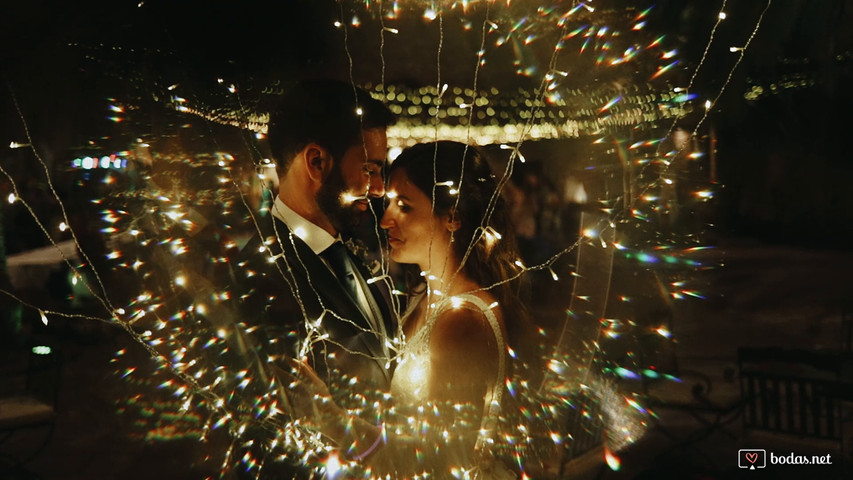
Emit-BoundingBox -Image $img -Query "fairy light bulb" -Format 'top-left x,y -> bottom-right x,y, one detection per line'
341,192 -> 359,204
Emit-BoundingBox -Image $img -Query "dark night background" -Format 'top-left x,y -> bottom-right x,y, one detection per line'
2,1 -> 853,479
2,0 -> 852,247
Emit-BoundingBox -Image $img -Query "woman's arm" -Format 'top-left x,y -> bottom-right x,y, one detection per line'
427,305 -> 503,406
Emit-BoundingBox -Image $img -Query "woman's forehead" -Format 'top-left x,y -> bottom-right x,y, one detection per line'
388,169 -> 427,199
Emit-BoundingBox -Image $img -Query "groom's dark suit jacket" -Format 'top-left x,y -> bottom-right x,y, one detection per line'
233,214 -> 395,391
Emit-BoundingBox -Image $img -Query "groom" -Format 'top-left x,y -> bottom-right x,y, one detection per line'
235,79 -> 396,393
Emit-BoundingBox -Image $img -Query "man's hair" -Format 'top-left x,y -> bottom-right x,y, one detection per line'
268,79 -> 395,173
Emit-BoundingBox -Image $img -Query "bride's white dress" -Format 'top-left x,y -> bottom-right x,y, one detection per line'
385,293 -> 516,479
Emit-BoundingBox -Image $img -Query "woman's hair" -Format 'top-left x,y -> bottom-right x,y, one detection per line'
388,141 -> 530,350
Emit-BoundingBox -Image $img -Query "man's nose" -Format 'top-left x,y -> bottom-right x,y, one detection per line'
368,173 -> 385,198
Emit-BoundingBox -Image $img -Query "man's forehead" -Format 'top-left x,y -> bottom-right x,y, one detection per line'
361,128 -> 387,145
359,128 -> 388,163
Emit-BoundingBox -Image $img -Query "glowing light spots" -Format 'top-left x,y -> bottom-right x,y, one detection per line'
651,60 -> 679,79
32,345 -> 51,355
8,1 -> 727,472
635,5 -> 655,21
613,367 -> 640,380
604,447 -> 622,471
625,397 -> 648,415
293,226 -> 307,240
656,327 -> 672,338
635,252 -> 657,264
681,290 -> 707,300
672,93 -> 698,103
341,192 -> 360,205
565,25 -> 587,38
598,95 -> 622,113
7,193 -> 16,204
630,209 -> 650,222
547,359 -> 565,375
213,414 -> 230,430
324,452 -> 343,478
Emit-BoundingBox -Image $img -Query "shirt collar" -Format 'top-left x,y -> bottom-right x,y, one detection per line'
271,196 -> 338,254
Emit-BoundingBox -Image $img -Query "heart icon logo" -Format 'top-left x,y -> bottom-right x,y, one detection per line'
745,452 -> 758,464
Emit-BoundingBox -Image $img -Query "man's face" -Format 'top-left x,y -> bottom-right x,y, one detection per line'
316,128 -> 387,233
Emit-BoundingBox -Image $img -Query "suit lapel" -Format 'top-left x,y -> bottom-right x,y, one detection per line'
277,224 -> 364,328
268,218 -> 391,376
350,253 -> 397,339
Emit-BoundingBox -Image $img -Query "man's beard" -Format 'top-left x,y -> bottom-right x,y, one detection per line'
316,164 -> 363,234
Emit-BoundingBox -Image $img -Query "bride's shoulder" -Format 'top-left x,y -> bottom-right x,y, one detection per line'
430,292 -> 504,352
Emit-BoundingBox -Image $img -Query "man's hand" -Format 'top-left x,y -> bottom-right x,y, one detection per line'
271,358 -> 341,425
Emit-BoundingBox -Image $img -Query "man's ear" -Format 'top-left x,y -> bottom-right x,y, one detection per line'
303,144 -> 333,183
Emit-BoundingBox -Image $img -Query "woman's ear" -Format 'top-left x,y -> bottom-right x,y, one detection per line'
446,211 -> 461,233
303,144 -> 333,183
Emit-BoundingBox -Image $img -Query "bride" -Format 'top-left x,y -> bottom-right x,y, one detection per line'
283,141 -> 527,478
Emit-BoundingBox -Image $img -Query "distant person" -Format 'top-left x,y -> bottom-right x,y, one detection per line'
505,160 -> 559,266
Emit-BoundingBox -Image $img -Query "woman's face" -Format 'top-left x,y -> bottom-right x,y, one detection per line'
380,168 -> 453,270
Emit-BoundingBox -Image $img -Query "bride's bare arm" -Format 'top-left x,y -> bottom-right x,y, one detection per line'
427,305 -> 502,406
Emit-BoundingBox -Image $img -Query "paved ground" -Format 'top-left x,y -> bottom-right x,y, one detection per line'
2,235 -> 853,479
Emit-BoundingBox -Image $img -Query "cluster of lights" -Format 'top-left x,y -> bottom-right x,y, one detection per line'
376,84 -> 696,147
71,154 -> 129,170
0,0 -> 749,477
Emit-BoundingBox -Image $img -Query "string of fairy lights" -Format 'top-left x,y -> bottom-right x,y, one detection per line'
1,0 -> 778,477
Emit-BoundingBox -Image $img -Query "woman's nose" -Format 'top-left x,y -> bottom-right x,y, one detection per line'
379,208 -> 393,229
